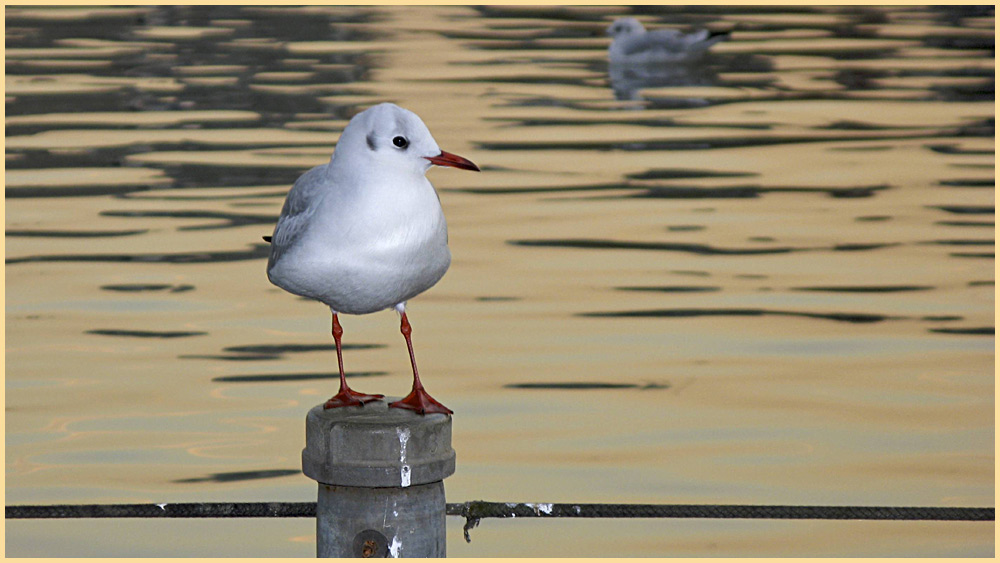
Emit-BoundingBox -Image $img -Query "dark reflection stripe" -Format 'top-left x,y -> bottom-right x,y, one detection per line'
452,42 -> 602,52
458,183 -> 890,199
505,382 -> 668,390
927,144 -> 994,155
5,185 -> 153,198
832,243 -> 899,251
511,238 -> 798,255
511,238 -> 899,255
118,189 -> 288,202
6,229 -> 148,238
580,308 -> 898,323
224,344 -> 382,354
821,120 -> 890,131
7,244 -> 269,265
950,252 -> 994,258
101,284 -> 194,292
88,329 -> 207,338
156,165 -> 302,189
183,355 -> 282,362
929,327 -> 994,335
793,285 -> 933,293
636,186 -> 759,199
498,118 -> 771,132
633,184 -> 889,199
211,372 -> 386,383
931,205 -> 994,215
939,179 -> 995,188
7,167 -> 299,195
926,239 -> 995,246
476,130 -> 981,153
178,344 -> 385,362
441,74 -> 600,86
183,343 -> 382,362
100,210 -> 277,231
935,221 -> 994,227
617,286 -> 721,293
174,469 -> 300,483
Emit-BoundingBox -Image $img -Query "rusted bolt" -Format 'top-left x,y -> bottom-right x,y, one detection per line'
352,529 -> 388,558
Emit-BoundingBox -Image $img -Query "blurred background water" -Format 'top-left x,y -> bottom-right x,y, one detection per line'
5,5 -> 994,557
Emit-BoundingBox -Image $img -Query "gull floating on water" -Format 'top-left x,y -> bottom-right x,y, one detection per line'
607,17 -> 729,65
265,103 -> 479,415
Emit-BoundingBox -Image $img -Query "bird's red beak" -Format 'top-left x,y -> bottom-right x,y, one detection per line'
425,150 -> 480,172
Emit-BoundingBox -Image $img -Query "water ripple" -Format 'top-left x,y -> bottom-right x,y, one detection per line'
211,372 -> 386,383
87,329 -> 207,338
183,342 -> 382,362
510,238 -> 899,255
580,308 -> 900,323
7,244 -> 269,265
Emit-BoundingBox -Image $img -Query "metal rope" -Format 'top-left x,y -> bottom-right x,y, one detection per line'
5,502 -> 316,519
451,501 -> 995,520
449,501 -> 996,542
7,501 -> 993,543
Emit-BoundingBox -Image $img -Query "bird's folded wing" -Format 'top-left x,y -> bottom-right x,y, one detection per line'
620,28 -> 685,56
269,165 -> 328,263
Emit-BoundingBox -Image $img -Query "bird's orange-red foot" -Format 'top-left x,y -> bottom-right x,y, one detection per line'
389,386 -> 453,415
324,387 -> 383,409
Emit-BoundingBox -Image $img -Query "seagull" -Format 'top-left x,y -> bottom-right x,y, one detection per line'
606,17 -> 729,65
265,103 -> 479,415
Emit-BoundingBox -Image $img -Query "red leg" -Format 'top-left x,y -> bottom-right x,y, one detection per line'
324,313 -> 383,409
389,312 -> 453,415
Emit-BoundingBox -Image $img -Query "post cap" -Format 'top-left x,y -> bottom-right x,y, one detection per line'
302,399 -> 455,488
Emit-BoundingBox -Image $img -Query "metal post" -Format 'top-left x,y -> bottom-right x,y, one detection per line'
302,399 -> 455,558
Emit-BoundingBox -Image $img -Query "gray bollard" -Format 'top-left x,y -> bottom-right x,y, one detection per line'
302,399 -> 455,558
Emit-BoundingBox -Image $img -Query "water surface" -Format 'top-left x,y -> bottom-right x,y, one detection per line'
6,5 -> 994,557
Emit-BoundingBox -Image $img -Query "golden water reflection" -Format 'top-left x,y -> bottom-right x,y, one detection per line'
5,4 -> 993,557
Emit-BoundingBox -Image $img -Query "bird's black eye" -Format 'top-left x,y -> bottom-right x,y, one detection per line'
392,136 -> 408,149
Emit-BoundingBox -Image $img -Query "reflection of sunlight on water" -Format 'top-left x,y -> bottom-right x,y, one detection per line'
5,4 -> 994,558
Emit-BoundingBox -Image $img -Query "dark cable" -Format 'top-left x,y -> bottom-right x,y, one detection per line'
7,501 -> 992,544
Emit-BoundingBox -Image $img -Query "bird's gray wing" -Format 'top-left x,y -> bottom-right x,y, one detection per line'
682,29 -> 711,45
619,28 -> 685,56
679,29 -> 729,51
267,164 -> 329,267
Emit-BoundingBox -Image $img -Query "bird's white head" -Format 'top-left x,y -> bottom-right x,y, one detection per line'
332,103 -> 478,179
606,17 -> 646,39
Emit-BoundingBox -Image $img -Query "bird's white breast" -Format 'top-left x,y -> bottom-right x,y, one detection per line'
270,173 -> 451,315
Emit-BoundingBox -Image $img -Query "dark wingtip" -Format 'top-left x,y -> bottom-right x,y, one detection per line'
262,236 -> 272,243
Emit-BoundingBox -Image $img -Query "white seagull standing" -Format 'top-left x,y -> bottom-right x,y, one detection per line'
265,103 -> 479,415
606,17 -> 729,65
